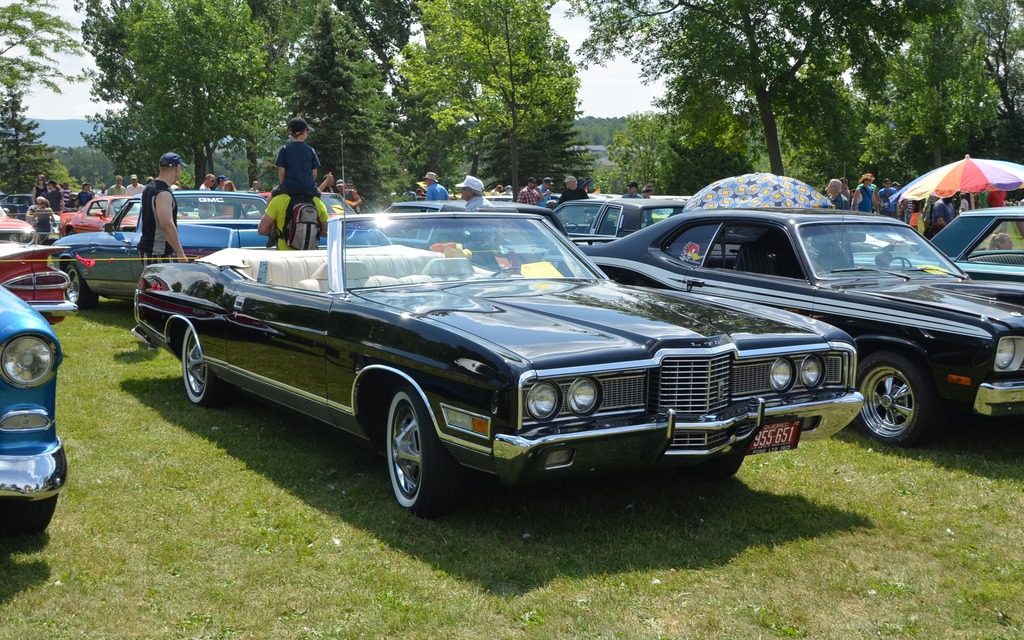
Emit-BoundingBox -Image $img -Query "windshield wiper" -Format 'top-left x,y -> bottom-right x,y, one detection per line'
827,266 -> 910,281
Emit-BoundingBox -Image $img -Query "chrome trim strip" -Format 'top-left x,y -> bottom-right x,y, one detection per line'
28,300 -> 77,316
205,355 -> 352,413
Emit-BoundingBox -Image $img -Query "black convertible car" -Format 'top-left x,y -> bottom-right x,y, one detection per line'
133,212 -> 862,516
584,209 -> 1024,447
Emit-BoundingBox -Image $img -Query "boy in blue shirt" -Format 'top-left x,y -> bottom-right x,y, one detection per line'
265,117 -> 328,249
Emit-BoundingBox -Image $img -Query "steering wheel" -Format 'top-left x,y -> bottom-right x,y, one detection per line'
890,256 -> 913,269
491,266 -> 521,278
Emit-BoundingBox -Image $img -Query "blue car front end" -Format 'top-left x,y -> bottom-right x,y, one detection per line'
0,287 -> 67,535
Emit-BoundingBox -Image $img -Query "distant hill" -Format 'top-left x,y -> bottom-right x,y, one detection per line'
32,119 -> 94,148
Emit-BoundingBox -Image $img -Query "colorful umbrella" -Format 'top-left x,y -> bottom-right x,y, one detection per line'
894,156 -> 1024,200
683,172 -> 833,211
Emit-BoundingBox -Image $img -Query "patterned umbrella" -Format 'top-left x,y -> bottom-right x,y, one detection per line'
684,172 -> 833,211
894,156 -> 1024,200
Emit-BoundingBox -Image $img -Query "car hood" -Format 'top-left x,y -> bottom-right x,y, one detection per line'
842,280 -> 1024,325
356,280 -> 839,368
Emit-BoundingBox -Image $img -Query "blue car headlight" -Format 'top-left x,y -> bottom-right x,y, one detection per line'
2,336 -> 56,388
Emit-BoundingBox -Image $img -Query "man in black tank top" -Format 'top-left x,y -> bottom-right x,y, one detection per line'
138,153 -> 188,265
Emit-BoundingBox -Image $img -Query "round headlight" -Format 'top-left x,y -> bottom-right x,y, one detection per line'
799,355 -> 824,388
567,378 -> 600,414
526,381 -> 560,420
769,358 -> 794,391
994,337 -> 1020,371
2,336 -> 56,387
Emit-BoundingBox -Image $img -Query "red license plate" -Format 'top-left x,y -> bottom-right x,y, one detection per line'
747,419 -> 802,455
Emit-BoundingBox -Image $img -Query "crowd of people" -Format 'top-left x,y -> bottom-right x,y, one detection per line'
823,172 -> 1011,239
404,173 -> 659,209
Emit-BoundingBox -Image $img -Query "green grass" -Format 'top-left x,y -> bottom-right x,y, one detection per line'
2,299 -> 1023,639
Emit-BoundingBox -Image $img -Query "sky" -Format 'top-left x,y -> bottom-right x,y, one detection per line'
20,1 -> 665,122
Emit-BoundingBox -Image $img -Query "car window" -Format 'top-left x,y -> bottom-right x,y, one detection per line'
341,216 -> 598,288
966,222 -> 1024,264
663,223 -> 721,266
555,202 -> 603,233
88,202 -> 104,216
642,207 -> 688,229
798,222 -> 960,278
699,224 -> 805,279
596,206 -> 623,236
175,195 -> 267,220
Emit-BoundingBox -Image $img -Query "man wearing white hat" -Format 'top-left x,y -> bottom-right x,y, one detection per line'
455,175 -> 494,212
424,171 -> 449,201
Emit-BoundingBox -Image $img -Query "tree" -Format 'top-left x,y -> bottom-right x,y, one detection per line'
80,0 -> 272,183
607,113 -> 668,188
400,0 -> 580,191
866,5 -> 999,171
0,90 -> 55,192
332,0 -> 417,83
968,0 -> 1024,162
571,0 -> 932,175
480,117 -> 590,189
0,1 -> 83,94
289,5 -> 393,206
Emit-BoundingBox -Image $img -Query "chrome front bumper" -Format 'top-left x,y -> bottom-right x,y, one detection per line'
0,440 -> 68,500
492,391 -> 863,484
974,380 -> 1024,416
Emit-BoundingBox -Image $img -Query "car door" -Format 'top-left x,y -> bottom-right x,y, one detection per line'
223,279 -> 333,420
661,220 -> 815,315
71,200 -> 145,296
554,201 -> 605,235
595,204 -> 626,236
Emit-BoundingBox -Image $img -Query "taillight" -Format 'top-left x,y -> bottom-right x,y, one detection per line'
3,270 -> 70,291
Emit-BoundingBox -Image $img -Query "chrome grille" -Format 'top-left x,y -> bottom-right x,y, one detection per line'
653,353 -> 731,414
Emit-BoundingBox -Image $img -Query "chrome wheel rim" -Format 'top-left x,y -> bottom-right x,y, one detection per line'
65,269 -> 81,304
183,332 -> 207,397
861,365 -> 915,439
390,401 -> 422,499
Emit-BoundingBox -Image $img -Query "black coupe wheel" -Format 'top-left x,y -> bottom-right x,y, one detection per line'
181,326 -> 230,407
856,350 -> 941,447
386,384 -> 464,517
0,496 -> 58,535
63,263 -> 98,309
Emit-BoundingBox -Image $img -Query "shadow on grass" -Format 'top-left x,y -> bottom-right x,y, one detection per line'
0,534 -> 51,604
123,376 -> 873,595
834,412 -> 1024,482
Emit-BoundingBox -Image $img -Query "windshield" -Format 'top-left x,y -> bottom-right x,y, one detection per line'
798,222 -> 964,279
340,215 -> 599,289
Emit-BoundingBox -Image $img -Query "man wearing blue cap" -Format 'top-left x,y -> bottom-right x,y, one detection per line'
138,152 -> 188,265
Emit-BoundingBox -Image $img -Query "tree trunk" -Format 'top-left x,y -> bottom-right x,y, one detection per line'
245,135 -> 258,187
509,130 -> 519,195
933,145 -> 943,168
754,86 -> 785,175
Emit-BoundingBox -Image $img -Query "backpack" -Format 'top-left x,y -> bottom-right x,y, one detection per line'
282,195 -> 320,250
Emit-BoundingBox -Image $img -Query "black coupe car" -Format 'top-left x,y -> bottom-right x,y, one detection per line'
133,212 -> 862,516
583,209 -> 1024,447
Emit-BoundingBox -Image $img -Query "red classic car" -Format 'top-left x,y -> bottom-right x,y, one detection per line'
0,244 -> 76,323
59,195 -> 131,236
0,209 -> 36,243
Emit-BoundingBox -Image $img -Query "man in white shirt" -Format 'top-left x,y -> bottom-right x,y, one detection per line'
125,174 -> 145,196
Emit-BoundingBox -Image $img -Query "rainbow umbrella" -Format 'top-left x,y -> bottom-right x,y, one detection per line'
684,172 -> 833,210
895,156 -> 1024,200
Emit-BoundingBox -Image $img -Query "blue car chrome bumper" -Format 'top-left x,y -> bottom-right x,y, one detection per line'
0,440 -> 67,500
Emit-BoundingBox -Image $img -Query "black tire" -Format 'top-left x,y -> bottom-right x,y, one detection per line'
181,325 -> 231,407
856,350 -> 942,447
386,384 -> 464,517
0,496 -> 58,535
64,263 -> 98,309
684,454 -> 745,481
